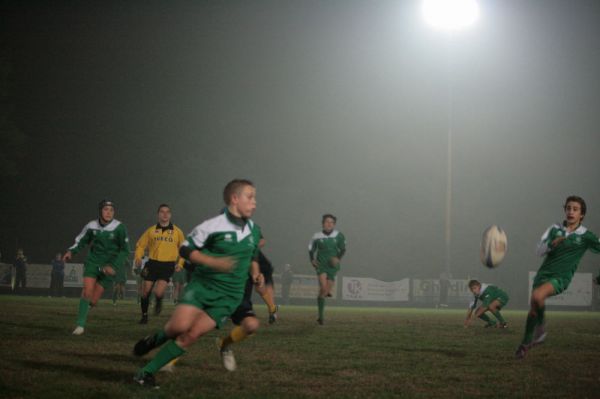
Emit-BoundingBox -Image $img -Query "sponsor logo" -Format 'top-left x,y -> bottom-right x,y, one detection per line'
224,234 -> 232,242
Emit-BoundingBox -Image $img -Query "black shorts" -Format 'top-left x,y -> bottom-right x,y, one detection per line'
258,251 -> 274,286
231,278 -> 255,325
142,259 -> 175,282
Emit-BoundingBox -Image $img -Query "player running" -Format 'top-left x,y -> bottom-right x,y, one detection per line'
134,204 -> 185,324
515,195 -> 600,359
464,280 -> 509,328
132,179 -> 262,389
309,214 -> 346,325
63,199 -> 130,335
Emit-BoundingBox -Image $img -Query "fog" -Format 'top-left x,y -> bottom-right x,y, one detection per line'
2,0 -> 600,306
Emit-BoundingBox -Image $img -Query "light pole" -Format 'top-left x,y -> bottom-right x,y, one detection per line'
422,0 -> 479,276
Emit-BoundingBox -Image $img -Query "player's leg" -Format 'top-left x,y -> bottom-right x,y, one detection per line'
140,280 -> 154,324
134,307 -> 216,388
516,282 -> 554,358
153,279 -> 169,316
477,309 -> 496,327
488,299 -> 507,327
256,282 -> 278,323
317,273 -> 328,324
218,316 -> 260,371
73,277 -> 97,334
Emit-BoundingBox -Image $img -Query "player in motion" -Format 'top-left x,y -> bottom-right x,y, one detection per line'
309,214 -> 346,325
63,200 -> 130,335
464,280 -> 509,328
516,195 -> 600,359
133,179 -> 262,389
134,204 -> 185,324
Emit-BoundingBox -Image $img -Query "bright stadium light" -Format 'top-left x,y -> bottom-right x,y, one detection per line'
422,0 -> 479,31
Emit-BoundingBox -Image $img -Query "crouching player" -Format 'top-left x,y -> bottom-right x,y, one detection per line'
464,280 -> 509,328
516,195 -> 600,359
132,179 -> 262,389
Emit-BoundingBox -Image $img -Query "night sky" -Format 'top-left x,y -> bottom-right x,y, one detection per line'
2,0 -> 600,305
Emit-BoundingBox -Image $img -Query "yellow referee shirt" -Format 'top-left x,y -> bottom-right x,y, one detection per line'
135,223 -> 185,267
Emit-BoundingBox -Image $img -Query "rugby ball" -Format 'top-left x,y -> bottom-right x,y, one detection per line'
480,225 -> 507,268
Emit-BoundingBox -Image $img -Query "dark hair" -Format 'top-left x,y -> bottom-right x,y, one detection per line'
564,195 -> 587,216
157,203 -> 170,212
322,214 -> 337,223
223,179 -> 255,205
468,280 -> 480,289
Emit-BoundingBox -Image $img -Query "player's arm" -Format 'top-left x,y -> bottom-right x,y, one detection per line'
464,299 -> 477,327
308,238 -> 318,268
179,224 -> 236,272
63,224 -> 93,261
174,228 -> 186,271
134,227 -> 151,267
536,226 -> 562,256
106,225 -> 131,276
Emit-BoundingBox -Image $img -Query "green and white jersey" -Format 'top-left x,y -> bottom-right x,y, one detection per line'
182,212 -> 261,299
308,230 -> 346,266
68,219 -> 130,270
469,284 -> 508,309
535,223 -> 600,281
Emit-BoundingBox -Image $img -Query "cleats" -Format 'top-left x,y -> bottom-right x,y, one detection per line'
498,322 -> 508,329
216,338 -> 237,371
133,335 -> 157,357
484,322 -> 497,328
268,305 -> 279,324
139,314 -> 148,325
532,325 -> 547,346
72,326 -> 85,335
133,371 -> 159,389
515,344 -> 530,359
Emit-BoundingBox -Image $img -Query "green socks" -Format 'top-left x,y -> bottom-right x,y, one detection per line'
76,298 -> 90,327
142,340 -> 186,375
491,310 -> 506,324
317,297 -> 325,321
478,313 -> 493,324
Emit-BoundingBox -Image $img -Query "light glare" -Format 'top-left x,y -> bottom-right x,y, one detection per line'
422,0 -> 479,31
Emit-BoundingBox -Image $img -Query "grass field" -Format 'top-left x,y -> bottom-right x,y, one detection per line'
1,296 -> 599,398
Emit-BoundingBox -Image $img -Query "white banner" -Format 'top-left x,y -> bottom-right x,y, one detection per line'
342,277 -> 410,302
528,272 -> 592,306
63,263 -> 84,288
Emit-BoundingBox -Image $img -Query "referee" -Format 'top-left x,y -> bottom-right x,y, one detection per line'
134,204 -> 185,324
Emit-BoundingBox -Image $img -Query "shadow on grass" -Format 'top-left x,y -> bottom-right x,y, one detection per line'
398,347 -> 467,358
18,359 -> 131,383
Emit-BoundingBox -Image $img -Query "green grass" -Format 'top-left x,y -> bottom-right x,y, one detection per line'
1,296 -> 599,398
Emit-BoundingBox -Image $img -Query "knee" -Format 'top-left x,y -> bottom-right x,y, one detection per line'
243,318 -> 260,335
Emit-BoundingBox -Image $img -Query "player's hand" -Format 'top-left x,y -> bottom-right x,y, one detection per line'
330,257 -> 340,267
135,258 -> 142,268
207,256 -> 237,273
102,265 -> 116,276
551,237 -> 566,248
311,260 -> 319,268
62,251 -> 72,262
463,319 -> 471,328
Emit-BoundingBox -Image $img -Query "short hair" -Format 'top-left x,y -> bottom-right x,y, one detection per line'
157,203 -> 170,212
322,214 -> 337,224
223,179 -> 255,205
564,195 -> 587,216
468,280 -> 480,289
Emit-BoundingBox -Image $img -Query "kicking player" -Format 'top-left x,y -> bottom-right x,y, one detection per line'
516,195 -> 600,359
309,214 -> 346,325
63,199 -> 130,335
132,179 -> 262,389
134,204 -> 185,324
464,280 -> 509,328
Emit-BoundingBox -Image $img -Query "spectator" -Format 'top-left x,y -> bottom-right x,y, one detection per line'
50,252 -> 65,297
281,264 -> 294,305
13,248 -> 27,293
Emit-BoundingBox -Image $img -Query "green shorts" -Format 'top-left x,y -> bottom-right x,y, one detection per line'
83,262 -> 115,289
172,269 -> 187,284
533,274 -> 570,296
179,279 -> 243,329
482,292 -> 509,308
317,265 -> 339,282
